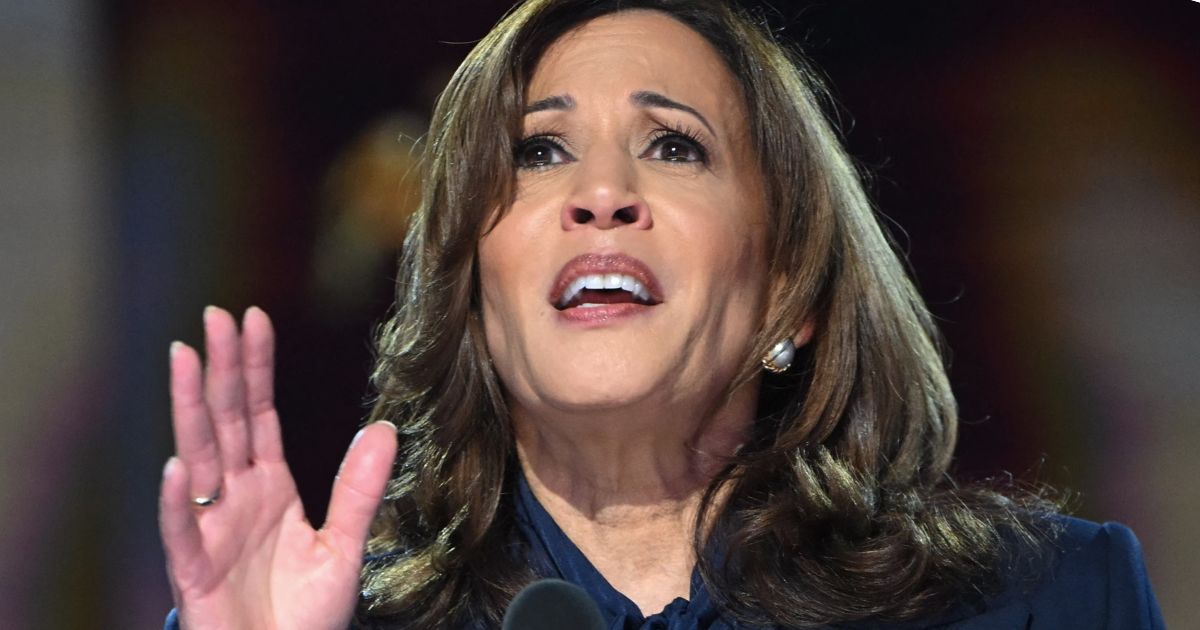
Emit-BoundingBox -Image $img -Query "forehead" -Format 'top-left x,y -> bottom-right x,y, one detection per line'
527,11 -> 745,123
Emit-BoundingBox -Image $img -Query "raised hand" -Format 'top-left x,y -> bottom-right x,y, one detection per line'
159,306 -> 397,630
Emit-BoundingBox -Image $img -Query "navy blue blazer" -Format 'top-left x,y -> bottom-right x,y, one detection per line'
864,517 -> 1165,629
164,506 -> 1164,629
506,472 -> 1164,630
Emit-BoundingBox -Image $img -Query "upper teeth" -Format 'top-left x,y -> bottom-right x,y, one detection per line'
559,273 -> 651,306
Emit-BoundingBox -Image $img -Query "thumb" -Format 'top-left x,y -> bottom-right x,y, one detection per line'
322,421 -> 399,561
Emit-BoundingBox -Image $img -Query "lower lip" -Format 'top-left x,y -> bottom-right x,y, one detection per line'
555,302 -> 655,325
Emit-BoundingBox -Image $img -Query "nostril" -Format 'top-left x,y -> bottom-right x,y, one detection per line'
570,207 -> 594,224
561,203 -> 648,230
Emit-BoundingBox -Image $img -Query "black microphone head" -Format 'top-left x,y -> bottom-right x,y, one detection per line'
501,579 -> 606,630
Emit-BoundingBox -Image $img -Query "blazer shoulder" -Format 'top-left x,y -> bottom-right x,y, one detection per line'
1019,515 -> 1165,629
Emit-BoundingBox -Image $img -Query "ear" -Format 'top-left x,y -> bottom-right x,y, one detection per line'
793,318 -> 815,349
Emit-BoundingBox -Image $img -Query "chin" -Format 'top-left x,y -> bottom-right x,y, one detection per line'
542,381 -> 657,413
527,351 -> 672,413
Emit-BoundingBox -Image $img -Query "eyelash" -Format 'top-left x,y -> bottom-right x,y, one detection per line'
513,123 -> 711,170
512,130 -> 571,170
645,123 -> 710,164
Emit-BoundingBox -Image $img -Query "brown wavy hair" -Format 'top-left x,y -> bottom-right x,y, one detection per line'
358,0 -> 1057,627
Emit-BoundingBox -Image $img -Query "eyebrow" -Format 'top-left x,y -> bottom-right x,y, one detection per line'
523,90 -> 717,138
630,90 -> 716,137
524,94 -> 575,114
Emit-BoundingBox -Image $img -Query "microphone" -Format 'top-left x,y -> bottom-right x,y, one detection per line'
501,579 -> 606,630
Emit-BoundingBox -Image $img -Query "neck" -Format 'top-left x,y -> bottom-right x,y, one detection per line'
511,379 -> 759,615
513,378 -> 757,521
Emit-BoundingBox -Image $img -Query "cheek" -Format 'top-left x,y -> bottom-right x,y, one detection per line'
707,226 -> 768,336
477,231 -> 517,363
673,194 -> 770,357
476,208 -> 552,365
667,194 -> 768,306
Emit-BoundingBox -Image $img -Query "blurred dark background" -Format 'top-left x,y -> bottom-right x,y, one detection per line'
2,1 -> 1197,627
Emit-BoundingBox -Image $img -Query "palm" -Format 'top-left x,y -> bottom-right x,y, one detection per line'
159,307 -> 397,630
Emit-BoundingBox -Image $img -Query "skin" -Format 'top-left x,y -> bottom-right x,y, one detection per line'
158,10 -> 810,627
479,11 -> 779,613
159,306 -> 398,630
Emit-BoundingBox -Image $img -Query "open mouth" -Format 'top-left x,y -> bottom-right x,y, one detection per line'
555,274 -> 658,310
549,253 -> 665,313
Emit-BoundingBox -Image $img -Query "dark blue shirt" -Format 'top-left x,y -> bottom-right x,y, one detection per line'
513,472 -> 726,629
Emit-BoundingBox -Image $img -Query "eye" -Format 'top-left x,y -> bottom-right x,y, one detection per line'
514,136 -> 573,169
641,127 -> 709,164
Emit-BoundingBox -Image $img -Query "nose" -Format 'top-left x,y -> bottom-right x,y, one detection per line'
560,149 -> 652,231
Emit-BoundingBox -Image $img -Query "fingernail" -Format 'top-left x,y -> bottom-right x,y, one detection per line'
374,420 -> 397,433
163,456 -> 180,480
169,341 -> 183,359
204,305 -> 217,323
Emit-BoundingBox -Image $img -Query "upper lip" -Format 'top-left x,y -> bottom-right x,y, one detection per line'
548,253 -> 665,309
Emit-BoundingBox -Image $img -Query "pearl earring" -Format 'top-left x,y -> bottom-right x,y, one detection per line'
761,339 -> 796,373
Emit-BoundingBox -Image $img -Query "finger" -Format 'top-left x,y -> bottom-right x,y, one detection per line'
159,457 -> 213,592
203,306 -> 251,472
322,422 -> 398,561
170,341 -> 224,501
241,306 -> 284,463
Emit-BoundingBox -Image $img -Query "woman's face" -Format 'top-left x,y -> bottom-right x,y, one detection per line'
478,10 -> 769,421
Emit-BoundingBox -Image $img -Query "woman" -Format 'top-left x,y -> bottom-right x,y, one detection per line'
159,1 -> 1163,628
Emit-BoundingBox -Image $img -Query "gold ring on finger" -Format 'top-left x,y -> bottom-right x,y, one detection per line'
190,485 -> 222,508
